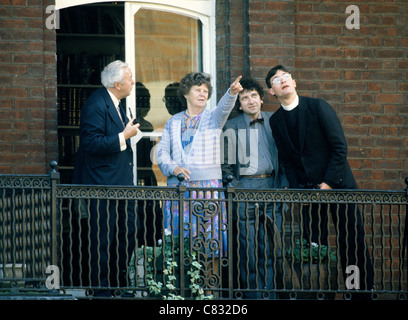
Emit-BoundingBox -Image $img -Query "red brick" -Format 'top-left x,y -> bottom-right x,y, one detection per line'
372,5 -> 400,14
376,94 -> 403,104
0,87 -> 28,98
0,18 -> 26,28
265,2 -> 293,11
13,53 -> 44,63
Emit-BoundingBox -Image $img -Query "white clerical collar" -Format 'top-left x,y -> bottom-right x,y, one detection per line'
281,95 -> 299,111
106,88 -> 120,108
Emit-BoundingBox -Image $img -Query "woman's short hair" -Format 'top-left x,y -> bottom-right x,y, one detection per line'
101,60 -> 129,88
177,72 -> 212,107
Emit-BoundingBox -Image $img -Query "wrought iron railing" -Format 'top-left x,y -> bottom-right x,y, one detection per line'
0,162 -> 407,300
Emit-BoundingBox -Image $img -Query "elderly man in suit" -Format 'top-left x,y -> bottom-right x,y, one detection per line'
72,60 -> 140,297
222,77 -> 287,299
265,65 -> 374,295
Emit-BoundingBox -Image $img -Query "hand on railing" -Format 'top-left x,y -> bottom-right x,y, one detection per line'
173,166 -> 190,180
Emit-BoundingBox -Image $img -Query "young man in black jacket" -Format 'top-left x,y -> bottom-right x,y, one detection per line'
265,65 -> 374,295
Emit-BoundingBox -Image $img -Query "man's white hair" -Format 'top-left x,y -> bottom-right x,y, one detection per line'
100,60 -> 129,88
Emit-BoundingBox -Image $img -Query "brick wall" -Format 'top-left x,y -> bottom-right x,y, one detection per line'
0,0 -> 57,174
218,0 -> 407,191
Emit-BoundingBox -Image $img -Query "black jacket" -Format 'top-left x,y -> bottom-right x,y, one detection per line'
269,95 -> 357,189
72,87 -> 134,186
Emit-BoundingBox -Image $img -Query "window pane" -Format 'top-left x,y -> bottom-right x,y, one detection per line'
134,8 -> 201,130
133,9 -> 202,186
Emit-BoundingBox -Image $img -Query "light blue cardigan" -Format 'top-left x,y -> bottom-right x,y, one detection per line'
156,89 -> 237,185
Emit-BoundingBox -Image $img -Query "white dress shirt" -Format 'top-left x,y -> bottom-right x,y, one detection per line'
107,89 -> 126,151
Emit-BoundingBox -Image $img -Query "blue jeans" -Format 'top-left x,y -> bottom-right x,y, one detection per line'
235,176 -> 282,299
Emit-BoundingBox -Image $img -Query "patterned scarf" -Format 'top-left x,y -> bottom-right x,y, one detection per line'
181,111 -> 202,152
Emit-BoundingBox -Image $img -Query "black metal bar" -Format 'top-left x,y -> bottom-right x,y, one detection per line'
403,177 -> 408,291
177,174 -> 186,298
225,175 -> 234,299
49,161 -> 60,268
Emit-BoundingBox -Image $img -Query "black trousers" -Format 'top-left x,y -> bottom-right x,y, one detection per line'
89,199 -> 136,295
302,202 -> 374,291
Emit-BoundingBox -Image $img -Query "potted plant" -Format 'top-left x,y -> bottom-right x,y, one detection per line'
284,239 -> 338,293
129,230 -> 213,300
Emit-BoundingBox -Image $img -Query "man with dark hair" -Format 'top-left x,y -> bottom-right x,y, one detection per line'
222,77 -> 287,299
265,65 -> 374,295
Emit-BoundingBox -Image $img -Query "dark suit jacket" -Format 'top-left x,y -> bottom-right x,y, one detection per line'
72,87 -> 134,186
222,111 -> 288,188
269,95 -> 357,189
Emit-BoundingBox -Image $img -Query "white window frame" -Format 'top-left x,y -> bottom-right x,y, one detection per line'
124,1 -> 216,119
